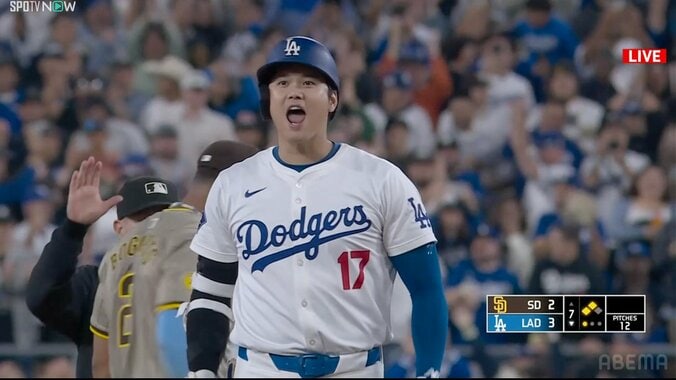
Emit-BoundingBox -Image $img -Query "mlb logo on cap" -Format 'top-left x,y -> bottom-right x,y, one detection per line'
145,182 -> 168,195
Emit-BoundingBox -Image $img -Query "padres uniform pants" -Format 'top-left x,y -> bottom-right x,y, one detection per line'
234,346 -> 384,378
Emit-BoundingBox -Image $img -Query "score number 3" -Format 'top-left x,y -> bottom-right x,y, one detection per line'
337,250 -> 370,290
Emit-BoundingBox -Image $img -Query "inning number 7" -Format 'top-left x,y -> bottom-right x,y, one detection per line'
337,250 -> 370,290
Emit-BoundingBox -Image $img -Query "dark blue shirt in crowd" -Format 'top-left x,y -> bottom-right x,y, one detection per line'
446,259 -> 523,344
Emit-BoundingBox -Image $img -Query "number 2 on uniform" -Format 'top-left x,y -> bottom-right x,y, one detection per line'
337,250 -> 370,290
118,272 -> 134,347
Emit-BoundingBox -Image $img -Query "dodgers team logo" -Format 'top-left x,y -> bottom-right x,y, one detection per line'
237,205 -> 372,272
284,38 -> 301,56
408,198 -> 431,228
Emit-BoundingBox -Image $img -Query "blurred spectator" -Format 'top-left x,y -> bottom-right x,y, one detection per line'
34,356 -> 75,378
441,35 -> 479,98
207,59 -> 260,120
608,165 -> 672,244
657,123 -> 676,189
529,100 -> 585,169
31,43 -> 71,124
0,56 -> 21,109
23,121 -> 65,189
530,175 -> 608,269
190,0 -> 227,55
145,70 -> 236,168
377,37 -> 452,125
0,147 -> 43,221
579,48 -> 617,106
233,111 -> 269,150
67,96 -> 149,164
511,0 -> 579,101
334,29 -> 381,111
328,107 -> 375,151
431,198 -> 473,271
581,120 -> 650,228
221,0 -> 266,65
435,141 -> 485,208
495,197 -> 534,288
140,55 -> 192,131
78,0 -> 126,75
0,204 -> 15,288
538,62 -> 604,154
383,118 -> 412,170
404,154 -> 466,215
0,360 -> 26,378
446,223 -> 522,344
148,124 -> 193,194
610,98 -> 668,163
437,76 -> 512,174
302,0 -> 359,52
478,32 -> 536,110
611,241 -> 666,324
528,223 -> 606,294
105,58 -> 150,124
576,2 -> 654,93
365,71 -> 435,157
2,190 -> 56,351
128,21 -> 186,95
264,0 -> 324,36
0,12 -> 52,69
509,103 -> 579,229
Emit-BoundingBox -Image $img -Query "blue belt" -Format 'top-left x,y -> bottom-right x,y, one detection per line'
238,346 -> 381,378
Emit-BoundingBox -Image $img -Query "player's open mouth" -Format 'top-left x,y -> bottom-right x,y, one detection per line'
286,106 -> 306,127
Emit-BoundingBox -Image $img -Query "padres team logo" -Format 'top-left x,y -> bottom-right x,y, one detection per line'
494,296 -> 508,314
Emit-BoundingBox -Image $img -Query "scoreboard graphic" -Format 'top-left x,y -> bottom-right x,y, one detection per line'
486,295 -> 645,333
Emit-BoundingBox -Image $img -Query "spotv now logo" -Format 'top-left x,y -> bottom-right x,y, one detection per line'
622,48 -> 668,64
10,1 -> 76,13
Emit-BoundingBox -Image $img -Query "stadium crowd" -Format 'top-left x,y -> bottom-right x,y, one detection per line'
0,0 -> 674,377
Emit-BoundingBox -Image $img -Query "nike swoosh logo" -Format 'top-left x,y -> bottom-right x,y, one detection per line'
245,187 -> 266,198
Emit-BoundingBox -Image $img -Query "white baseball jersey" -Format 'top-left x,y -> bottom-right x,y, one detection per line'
190,143 -> 436,355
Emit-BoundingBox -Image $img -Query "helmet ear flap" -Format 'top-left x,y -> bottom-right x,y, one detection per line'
258,85 -> 271,120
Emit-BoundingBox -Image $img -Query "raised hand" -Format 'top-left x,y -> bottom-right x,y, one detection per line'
66,156 -> 123,225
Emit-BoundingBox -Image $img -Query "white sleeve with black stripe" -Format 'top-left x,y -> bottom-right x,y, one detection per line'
186,176 -> 239,375
186,255 -> 238,375
190,175 -> 239,264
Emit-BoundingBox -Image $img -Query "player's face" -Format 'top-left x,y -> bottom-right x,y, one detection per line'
268,65 -> 338,144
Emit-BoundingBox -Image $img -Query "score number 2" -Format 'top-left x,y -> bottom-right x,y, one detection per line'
337,250 -> 370,290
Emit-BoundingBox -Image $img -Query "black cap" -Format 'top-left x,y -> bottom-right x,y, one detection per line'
152,124 -> 178,138
116,176 -> 179,220
526,0 -> 552,11
196,140 -> 259,181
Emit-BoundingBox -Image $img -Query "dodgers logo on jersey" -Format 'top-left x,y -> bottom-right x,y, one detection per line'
237,205 -> 372,272
283,38 -> 301,56
407,197 -> 431,229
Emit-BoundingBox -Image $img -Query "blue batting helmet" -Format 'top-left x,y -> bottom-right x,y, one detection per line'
256,36 -> 340,120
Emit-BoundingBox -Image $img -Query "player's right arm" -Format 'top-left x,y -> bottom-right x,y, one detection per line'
26,157 -> 121,345
92,333 -> 110,378
90,260 -> 111,378
185,176 -> 239,377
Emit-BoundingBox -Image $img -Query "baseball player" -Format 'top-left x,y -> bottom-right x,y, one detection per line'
89,176 -> 181,377
186,36 -> 448,378
90,142 -> 258,378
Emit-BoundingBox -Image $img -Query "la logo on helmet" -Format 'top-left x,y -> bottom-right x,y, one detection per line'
284,38 -> 301,56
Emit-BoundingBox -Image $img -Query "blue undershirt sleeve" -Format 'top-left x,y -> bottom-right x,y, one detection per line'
390,243 -> 448,377
157,310 -> 189,378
